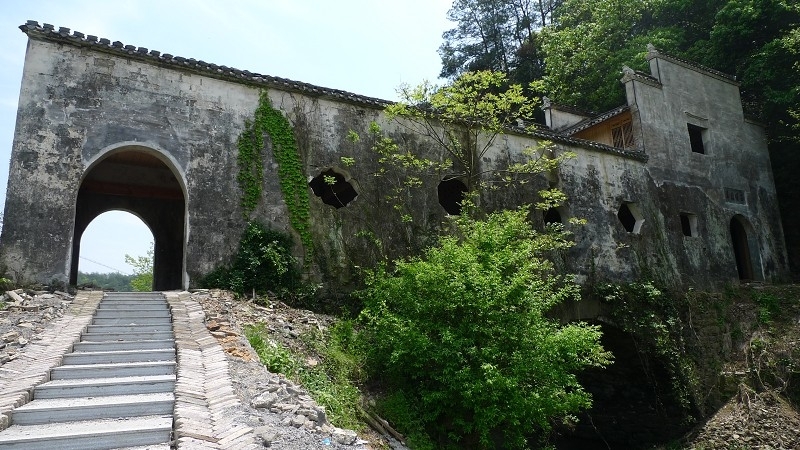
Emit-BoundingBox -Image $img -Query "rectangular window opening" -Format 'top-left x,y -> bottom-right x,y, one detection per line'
688,124 -> 706,154
680,213 -> 698,237
612,121 -> 634,149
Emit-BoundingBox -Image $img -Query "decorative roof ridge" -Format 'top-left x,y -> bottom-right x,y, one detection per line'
620,65 -> 663,88
559,105 -> 631,136
646,44 -> 738,84
19,20 -> 393,109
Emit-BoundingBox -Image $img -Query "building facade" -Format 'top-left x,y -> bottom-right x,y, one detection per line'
0,23 -> 788,291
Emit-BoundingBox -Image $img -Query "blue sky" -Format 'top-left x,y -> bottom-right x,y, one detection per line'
0,0 -> 453,274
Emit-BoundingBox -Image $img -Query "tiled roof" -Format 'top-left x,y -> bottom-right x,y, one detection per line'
18,21 -> 648,163
19,21 -> 392,109
559,105 -> 630,136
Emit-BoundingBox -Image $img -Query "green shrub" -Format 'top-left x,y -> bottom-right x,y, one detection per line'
203,222 -> 299,295
753,292 -> 780,324
358,208 -> 611,449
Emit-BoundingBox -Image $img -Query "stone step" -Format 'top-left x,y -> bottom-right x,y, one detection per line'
10,393 -> 174,426
72,339 -> 175,352
62,349 -> 175,365
86,324 -> 173,334
97,302 -> 169,311
50,361 -> 176,380
92,317 -> 172,326
94,310 -> 171,319
0,415 -> 172,449
34,375 -> 176,399
103,295 -> 167,303
81,331 -> 174,342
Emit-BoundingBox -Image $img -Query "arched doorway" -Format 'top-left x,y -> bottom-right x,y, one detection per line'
78,211 -> 154,290
69,145 -> 186,290
730,215 -> 762,281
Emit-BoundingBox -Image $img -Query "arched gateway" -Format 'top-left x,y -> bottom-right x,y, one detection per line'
70,145 -> 187,290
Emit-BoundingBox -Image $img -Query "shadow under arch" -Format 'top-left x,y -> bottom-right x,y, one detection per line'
555,321 -> 690,448
69,144 -> 187,290
730,214 -> 763,281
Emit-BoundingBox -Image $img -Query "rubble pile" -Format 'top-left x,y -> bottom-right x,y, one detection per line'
0,290 -> 73,365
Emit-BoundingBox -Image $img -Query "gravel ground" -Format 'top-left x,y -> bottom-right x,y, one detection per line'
0,289 -> 73,365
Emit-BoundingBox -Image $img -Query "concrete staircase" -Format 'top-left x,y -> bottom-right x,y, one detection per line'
0,292 -> 176,449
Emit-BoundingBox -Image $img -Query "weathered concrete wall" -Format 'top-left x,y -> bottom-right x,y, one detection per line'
620,47 -> 788,286
0,24 -> 789,293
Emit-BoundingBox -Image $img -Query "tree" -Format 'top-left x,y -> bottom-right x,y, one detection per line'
540,0 -> 687,112
385,70 -> 566,194
439,0 -> 562,80
125,244 -> 153,292
358,208 -> 611,448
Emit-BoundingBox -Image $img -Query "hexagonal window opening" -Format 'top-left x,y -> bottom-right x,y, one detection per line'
617,202 -> 644,234
309,169 -> 357,208
438,178 -> 467,215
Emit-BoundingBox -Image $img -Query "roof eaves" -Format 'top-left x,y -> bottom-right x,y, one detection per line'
508,123 -> 648,163
559,105 -> 630,136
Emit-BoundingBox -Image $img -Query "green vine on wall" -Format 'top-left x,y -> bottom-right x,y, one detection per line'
237,91 -> 313,256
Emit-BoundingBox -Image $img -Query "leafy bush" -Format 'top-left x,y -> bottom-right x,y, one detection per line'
357,208 -> 611,448
245,324 -> 298,374
203,222 -> 299,295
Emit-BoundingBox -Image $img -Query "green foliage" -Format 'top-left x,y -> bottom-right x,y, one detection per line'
244,321 -> 365,430
125,244 -> 154,292
596,281 -> 699,417
237,92 -> 312,255
386,71 -> 567,194
77,272 -> 133,291
438,0 -> 559,80
753,292 -> 781,324
358,208 -> 611,448
246,323 -> 298,374
202,222 -> 299,296
541,0 -> 685,111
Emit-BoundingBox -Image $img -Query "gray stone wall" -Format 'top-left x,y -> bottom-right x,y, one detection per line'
0,30 -> 788,293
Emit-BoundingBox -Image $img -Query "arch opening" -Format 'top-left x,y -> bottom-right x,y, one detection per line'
730,215 -> 762,281
555,322 -> 689,447
70,147 -> 186,290
78,211 -> 154,291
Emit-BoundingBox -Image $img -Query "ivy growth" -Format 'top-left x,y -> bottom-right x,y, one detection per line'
237,91 -> 313,255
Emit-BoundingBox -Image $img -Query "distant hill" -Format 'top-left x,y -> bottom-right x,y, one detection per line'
77,271 -> 134,291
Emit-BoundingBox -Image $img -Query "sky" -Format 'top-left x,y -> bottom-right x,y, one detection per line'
0,0 -> 454,274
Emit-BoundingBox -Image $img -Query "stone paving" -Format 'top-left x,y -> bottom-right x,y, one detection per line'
0,290 -> 260,449
167,291 -> 260,449
0,291 -> 102,431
